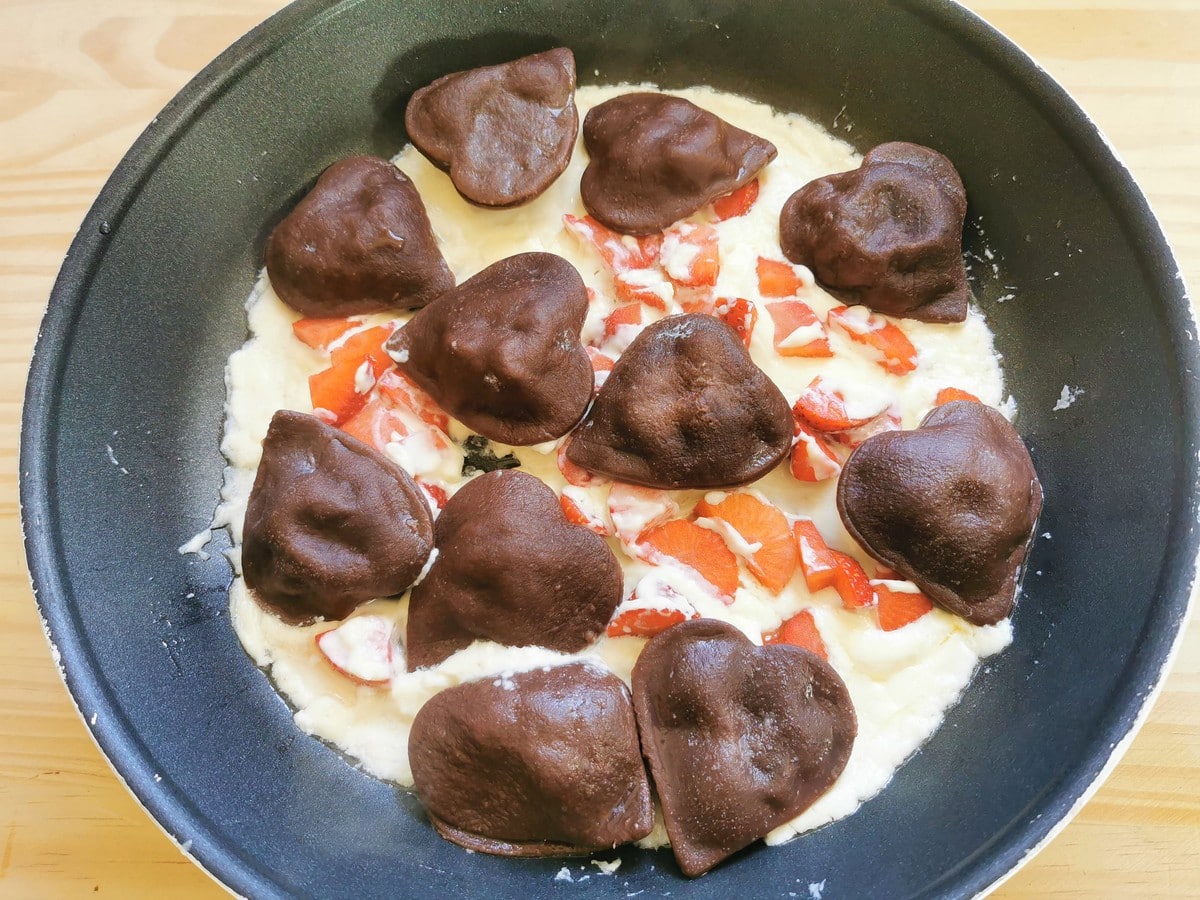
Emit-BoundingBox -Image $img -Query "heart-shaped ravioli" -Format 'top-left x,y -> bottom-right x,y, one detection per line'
632,619 -> 856,877
779,142 -> 969,323
405,48 -> 579,208
837,400 -> 1043,625
266,156 -> 454,316
580,92 -> 777,235
409,663 -> 653,856
566,314 -> 793,489
386,252 -> 593,446
405,470 -> 622,670
242,410 -> 434,624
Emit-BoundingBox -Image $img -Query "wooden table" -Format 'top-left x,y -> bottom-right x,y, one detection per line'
1,1 -> 1197,896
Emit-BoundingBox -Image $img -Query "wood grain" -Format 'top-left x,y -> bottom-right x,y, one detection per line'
1,1 -> 1197,897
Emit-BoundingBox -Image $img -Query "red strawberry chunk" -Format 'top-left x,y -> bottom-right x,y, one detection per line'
790,418 -> 842,482
292,317 -> 358,350
563,213 -> 657,270
875,583 -> 935,630
585,346 -> 616,390
330,323 -> 395,376
559,486 -> 611,537
606,574 -> 700,637
640,519 -> 739,601
792,377 -> 885,432
314,615 -> 394,686
767,300 -> 832,357
416,480 -> 449,511
607,607 -> 692,638
935,387 -> 981,405
660,223 -> 720,288
715,297 -> 758,348
376,368 -> 450,432
557,439 -> 607,487
602,302 -> 644,342
827,405 -> 902,449
831,551 -> 874,609
763,609 -> 828,659
339,397 -> 409,451
309,357 -> 372,425
827,305 -> 918,375
678,289 -> 717,316
614,268 -> 673,310
711,179 -> 760,221
609,483 -> 680,551
756,257 -> 808,297
792,519 -> 838,593
694,492 -> 798,595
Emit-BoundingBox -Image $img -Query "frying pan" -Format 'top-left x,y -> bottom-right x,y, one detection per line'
20,0 -> 1197,897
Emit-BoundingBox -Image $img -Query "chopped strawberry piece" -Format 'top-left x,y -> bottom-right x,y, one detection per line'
756,257 -> 808,297
563,213 -> 657,270
660,223 -> 720,288
614,268 -> 673,310
875,584 -> 935,631
766,300 -> 833,357
790,418 -> 842,482
711,179 -> 760,221
559,486 -> 611,536
935,387 -> 981,405
763,609 -> 828,659
693,493 -> 797,595
827,405 -> 902,449
715,297 -> 758,348
339,397 -> 409,451
376,368 -> 450,432
831,551 -> 874,609
827,305 -> 918,376
416,480 -> 449,510
309,357 -> 371,425
602,302 -> 644,342
330,323 -> 395,377
678,289 -> 717,316
557,439 -> 606,487
585,346 -> 616,389
292,317 -> 358,350
608,483 -> 680,550
607,607 -> 692,638
874,564 -> 901,579
608,572 -> 701,637
639,519 -> 739,600
792,377 -> 882,432
314,615 -> 395,686
793,519 -> 838,593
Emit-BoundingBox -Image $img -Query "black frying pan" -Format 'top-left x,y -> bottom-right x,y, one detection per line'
20,0 -> 1198,897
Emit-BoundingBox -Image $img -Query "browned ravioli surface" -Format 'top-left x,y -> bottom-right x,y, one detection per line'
242,410 -> 433,624
838,400 -> 1043,625
632,619 -> 856,877
567,314 -> 793,489
405,470 -> 622,670
409,663 -> 653,856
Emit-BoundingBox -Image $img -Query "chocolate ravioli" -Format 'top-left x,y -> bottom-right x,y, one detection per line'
566,314 -> 793,489
409,663 -> 653,856
265,155 -> 453,316
405,48 -> 578,208
242,410 -> 433,624
837,400 -> 1043,626
580,92 -> 777,235
779,142 -> 970,323
386,252 -> 593,446
632,619 -> 856,877
405,470 -> 622,670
